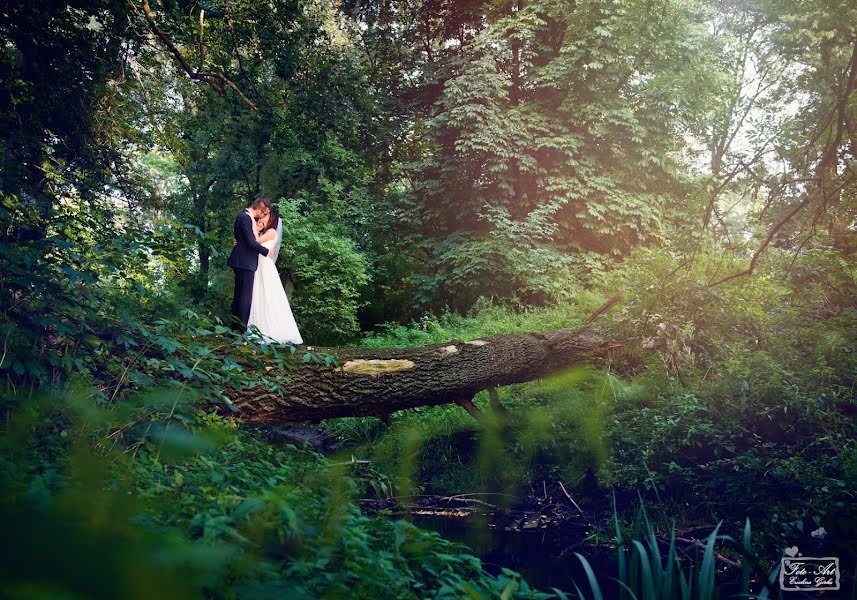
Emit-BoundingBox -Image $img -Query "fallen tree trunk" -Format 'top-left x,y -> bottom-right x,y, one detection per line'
231,295 -> 625,425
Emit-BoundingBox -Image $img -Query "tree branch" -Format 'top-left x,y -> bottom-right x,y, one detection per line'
455,397 -> 487,422
198,9 -> 205,72
707,40 -> 857,288
140,0 -> 257,110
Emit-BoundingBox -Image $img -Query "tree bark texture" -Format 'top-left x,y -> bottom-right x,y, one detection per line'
231,318 -> 623,425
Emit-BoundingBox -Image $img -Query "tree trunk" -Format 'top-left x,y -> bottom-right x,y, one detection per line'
231,302 -> 624,424
199,240 -> 210,275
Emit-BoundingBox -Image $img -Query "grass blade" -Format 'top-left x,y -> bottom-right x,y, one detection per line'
573,552 -> 604,600
698,521 -> 723,600
631,540 -> 656,600
740,518 -> 751,594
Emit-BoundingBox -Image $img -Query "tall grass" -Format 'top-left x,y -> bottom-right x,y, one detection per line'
357,294 -> 605,349
562,495 -> 783,600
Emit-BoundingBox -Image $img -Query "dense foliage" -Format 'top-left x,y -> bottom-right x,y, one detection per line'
1,0 -> 855,597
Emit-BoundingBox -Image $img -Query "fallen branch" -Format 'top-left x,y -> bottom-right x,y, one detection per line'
329,456 -> 371,467
674,536 -> 741,569
229,292 -> 626,424
558,480 -> 583,514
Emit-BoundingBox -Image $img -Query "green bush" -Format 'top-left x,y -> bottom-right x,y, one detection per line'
276,198 -> 370,344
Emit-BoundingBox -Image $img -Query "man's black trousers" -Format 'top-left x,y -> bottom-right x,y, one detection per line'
231,267 -> 255,331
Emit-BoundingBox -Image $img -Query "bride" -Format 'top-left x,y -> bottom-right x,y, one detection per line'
247,208 -> 304,345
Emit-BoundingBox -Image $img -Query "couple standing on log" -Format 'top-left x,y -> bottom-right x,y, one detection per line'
227,197 -> 303,345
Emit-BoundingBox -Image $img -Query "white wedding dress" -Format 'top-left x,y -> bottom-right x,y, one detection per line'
247,229 -> 303,345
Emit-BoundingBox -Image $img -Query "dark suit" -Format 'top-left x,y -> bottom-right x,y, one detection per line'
227,210 -> 269,331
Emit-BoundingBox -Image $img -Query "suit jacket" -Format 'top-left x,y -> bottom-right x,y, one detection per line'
227,209 -> 269,271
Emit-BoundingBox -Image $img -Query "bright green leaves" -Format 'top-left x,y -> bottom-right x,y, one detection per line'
405,0 -> 723,308
275,199 -> 370,343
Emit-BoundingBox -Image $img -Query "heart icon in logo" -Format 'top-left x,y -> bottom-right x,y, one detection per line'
785,546 -> 799,557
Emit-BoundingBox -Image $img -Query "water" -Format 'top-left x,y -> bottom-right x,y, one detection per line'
408,512 -> 616,594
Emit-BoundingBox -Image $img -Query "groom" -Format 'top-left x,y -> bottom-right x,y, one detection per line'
228,197 -> 272,331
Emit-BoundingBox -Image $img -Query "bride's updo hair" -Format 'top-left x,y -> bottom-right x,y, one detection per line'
260,207 -> 279,235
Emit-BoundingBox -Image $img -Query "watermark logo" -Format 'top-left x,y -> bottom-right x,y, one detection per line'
779,545 -> 840,592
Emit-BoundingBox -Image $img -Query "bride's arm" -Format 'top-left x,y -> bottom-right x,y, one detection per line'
256,230 -> 276,244
251,217 -> 275,243
255,229 -> 277,260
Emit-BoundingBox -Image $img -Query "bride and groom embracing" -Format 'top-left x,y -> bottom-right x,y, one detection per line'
227,197 -> 303,345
